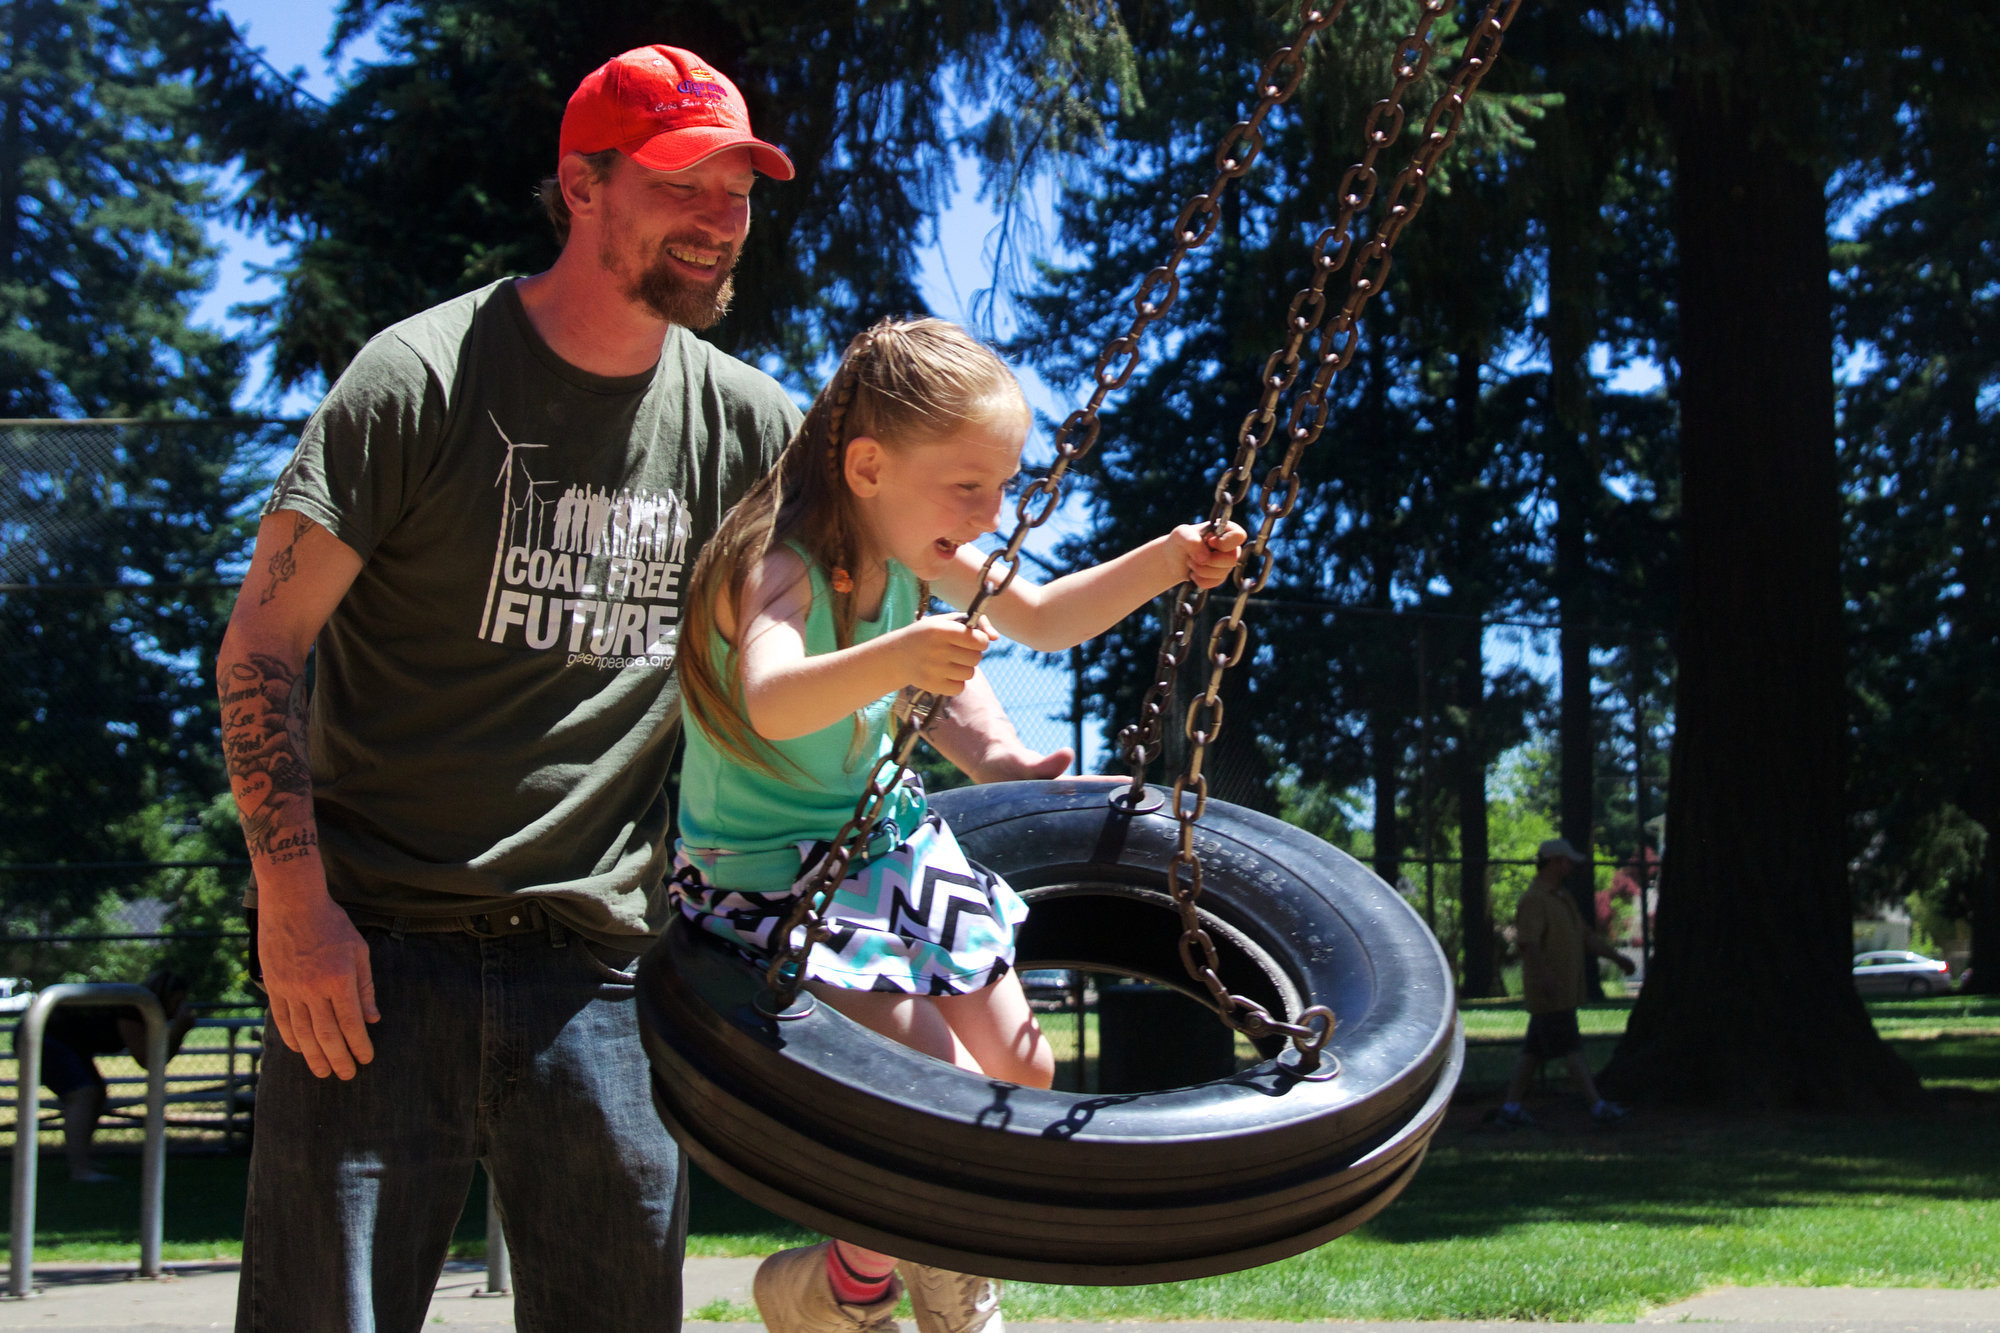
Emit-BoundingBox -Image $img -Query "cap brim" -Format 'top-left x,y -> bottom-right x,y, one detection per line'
624,127 -> 795,181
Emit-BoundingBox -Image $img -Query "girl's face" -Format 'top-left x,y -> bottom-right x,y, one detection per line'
848,409 -> 1026,580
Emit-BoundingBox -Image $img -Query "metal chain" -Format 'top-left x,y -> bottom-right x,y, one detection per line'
760,0 -> 1358,1006
1121,0 -> 1525,1058
761,0 -> 1524,1035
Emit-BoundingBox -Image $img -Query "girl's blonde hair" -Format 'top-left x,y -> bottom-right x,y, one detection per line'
678,317 -> 1028,773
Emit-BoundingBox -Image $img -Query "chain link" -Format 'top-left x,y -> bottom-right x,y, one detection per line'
762,0 -> 1358,1007
1118,0 -> 1524,1060
764,0 -> 1523,1067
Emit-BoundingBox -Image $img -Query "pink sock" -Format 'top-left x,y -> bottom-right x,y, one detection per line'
826,1242 -> 896,1304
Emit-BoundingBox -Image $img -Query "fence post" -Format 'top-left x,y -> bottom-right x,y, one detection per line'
484,1177 -> 511,1294
9,984 -> 167,1299
224,1022 -> 238,1146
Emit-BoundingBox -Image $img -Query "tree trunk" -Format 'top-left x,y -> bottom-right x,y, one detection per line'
0,1 -> 25,284
1370,702 -> 1400,890
1545,99 -> 1604,1000
1599,9 -> 1918,1106
1965,783 -> 2000,996
1451,349 -> 1496,996
1456,627 -> 1496,996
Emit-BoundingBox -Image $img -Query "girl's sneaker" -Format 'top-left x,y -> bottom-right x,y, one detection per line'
896,1262 -> 1005,1333
755,1243 -> 903,1333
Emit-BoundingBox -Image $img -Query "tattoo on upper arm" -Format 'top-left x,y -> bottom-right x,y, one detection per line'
219,653 -> 317,864
258,514 -> 311,606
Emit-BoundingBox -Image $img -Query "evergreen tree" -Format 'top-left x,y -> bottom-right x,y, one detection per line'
1597,0 -> 1931,1107
0,0 -> 239,414
1838,10 -> 2000,992
165,0 -> 1139,391
0,0 -> 250,929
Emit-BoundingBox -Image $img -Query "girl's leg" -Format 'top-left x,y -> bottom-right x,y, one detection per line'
804,980 -> 1039,1333
802,986 -> 973,1290
932,970 -> 1056,1089
808,984 -> 977,1069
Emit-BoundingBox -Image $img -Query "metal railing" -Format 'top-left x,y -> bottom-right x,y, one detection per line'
1,1013 -> 262,1150
8,985 -> 167,1297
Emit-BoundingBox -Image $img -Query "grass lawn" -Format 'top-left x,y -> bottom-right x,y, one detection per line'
6,995 -> 1997,1320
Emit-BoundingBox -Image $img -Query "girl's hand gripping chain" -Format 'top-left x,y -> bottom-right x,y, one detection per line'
890,614 -> 996,698
1173,522 -> 1249,590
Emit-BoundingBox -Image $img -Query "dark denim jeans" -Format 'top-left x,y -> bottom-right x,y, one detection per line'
236,921 -> 685,1332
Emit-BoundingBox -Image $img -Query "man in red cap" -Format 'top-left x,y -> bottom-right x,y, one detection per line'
219,44 -> 1065,1332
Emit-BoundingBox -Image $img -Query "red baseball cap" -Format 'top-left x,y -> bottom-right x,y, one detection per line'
559,45 -> 795,181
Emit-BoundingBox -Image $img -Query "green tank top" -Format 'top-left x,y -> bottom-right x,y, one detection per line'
677,546 -> 928,891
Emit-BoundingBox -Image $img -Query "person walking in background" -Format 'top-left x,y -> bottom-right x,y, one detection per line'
12,967 -> 195,1182
1493,838 -> 1636,1127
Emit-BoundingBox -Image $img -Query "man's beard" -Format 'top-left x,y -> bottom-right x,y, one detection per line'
609,233 -> 738,330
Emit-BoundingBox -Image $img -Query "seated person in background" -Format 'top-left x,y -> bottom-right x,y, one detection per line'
13,968 -> 197,1181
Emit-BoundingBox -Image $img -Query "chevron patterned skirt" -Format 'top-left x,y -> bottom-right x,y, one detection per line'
668,811 -> 1029,996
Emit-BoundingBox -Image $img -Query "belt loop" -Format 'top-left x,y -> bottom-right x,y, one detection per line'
544,904 -> 567,948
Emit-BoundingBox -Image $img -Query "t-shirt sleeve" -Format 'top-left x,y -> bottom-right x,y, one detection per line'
752,389 -> 799,475
264,331 -> 448,562
1514,892 -> 1546,950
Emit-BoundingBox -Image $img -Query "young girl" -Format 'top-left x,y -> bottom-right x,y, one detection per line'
672,318 -> 1243,1333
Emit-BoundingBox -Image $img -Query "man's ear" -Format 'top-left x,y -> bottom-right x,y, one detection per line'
559,152 -> 613,223
844,436 -> 886,496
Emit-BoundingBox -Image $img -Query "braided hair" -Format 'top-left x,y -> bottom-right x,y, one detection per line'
677,317 -> 1028,774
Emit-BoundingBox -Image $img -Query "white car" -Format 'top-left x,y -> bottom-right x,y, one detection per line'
1852,950 -> 1952,996
0,976 -> 33,1015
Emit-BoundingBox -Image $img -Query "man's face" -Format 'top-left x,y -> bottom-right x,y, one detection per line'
595,148 -> 757,329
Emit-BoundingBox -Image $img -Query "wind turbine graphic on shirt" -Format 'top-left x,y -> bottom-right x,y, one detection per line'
476,413 -> 547,641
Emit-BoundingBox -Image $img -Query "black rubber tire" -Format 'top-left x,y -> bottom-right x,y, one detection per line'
1907,977 -> 1934,996
638,779 -> 1461,1285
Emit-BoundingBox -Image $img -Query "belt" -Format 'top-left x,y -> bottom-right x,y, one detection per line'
345,901 -> 556,937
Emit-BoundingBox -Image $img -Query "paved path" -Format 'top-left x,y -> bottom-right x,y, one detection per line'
1,1259 -> 1997,1331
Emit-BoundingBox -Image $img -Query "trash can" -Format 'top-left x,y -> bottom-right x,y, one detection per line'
1095,981 -> 1237,1092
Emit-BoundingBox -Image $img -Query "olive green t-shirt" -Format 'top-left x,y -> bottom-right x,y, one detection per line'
259,279 -> 797,942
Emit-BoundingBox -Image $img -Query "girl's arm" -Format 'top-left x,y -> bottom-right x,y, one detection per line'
931,522 -> 1246,653
732,548 -> 997,741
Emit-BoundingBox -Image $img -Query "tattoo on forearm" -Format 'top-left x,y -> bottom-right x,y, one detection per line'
258,515 -> 309,606
219,653 -> 318,863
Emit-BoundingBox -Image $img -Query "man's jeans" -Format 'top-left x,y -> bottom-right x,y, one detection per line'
236,921 -> 685,1332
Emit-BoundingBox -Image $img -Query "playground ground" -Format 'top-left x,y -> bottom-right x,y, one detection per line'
5,997 -> 1996,1325
3,1257 -> 1999,1330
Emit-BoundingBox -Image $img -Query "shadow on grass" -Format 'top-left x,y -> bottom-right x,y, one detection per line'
1372,1095 -> 2000,1246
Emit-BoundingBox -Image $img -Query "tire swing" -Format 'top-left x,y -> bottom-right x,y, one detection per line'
639,0 -> 1521,1286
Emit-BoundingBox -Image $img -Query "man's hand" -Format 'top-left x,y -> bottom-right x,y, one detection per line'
216,511 -> 374,1079
973,745 -> 1075,782
261,896 -> 379,1080
928,668 -> 1073,782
